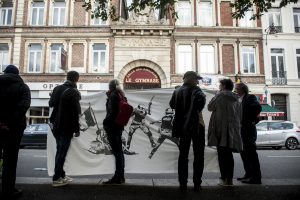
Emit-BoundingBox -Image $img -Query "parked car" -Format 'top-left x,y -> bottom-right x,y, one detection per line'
256,120 -> 300,150
20,124 -> 49,148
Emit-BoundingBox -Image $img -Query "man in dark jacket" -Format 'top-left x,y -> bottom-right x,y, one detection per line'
49,71 -> 81,187
170,71 -> 206,191
102,79 -> 126,184
0,65 -> 31,198
235,82 -> 262,184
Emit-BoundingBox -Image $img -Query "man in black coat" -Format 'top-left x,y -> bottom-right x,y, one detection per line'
49,71 -> 81,187
170,71 -> 206,191
235,82 -> 262,184
0,65 -> 31,198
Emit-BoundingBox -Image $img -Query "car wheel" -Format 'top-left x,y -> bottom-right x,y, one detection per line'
272,146 -> 282,150
285,137 -> 298,150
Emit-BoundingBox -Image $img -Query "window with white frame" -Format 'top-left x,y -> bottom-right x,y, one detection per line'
52,1 -> 66,26
93,2 -> 107,25
239,10 -> 254,27
198,1 -> 213,26
28,44 -> 42,73
0,7 -> 12,26
50,44 -> 64,73
293,8 -> 300,33
92,44 -> 107,73
199,45 -> 215,74
296,49 -> 300,78
176,1 -> 192,26
242,46 -> 256,74
31,2 -> 44,26
270,48 -> 285,78
268,8 -> 282,32
177,45 -> 192,74
0,44 -> 9,72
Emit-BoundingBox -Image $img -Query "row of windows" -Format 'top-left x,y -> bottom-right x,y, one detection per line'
177,45 -> 300,78
0,1 -> 106,26
0,43 -> 108,73
1,43 -> 300,77
1,1 -> 300,30
177,45 -> 257,74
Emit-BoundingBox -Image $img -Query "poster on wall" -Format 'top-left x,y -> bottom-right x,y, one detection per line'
47,88 -> 218,176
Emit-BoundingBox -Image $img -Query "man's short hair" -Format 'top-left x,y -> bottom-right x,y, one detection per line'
220,79 -> 234,91
67,71 -> 79,82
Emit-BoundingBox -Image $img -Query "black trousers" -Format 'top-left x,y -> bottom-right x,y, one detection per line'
240,140 -> 261,180
53,130 -> 73,181
106,128 -> 125,179
240,126 -> 261,180
0,128 -> 23,195
217,146 -> 234,179
178,125 -> 205,186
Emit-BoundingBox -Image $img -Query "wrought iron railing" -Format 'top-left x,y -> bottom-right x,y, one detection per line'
272,71 -> 287,85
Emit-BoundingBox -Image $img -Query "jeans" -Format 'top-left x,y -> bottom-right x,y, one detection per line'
178,125 -> 205,186
53,130 -> 73,181
106,128 -> 125,179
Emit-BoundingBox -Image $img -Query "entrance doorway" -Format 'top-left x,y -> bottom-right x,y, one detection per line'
124,67 -> 161,90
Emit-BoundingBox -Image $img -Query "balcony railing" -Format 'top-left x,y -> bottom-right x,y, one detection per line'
295,27 -> 300,33
272,71 -> 287,85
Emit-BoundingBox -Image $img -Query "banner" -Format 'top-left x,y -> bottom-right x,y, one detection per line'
47,88 -> 218,176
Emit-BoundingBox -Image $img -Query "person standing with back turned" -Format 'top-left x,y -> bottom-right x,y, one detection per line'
235,82 -> 262,184
169,71 -> 206,192
49,71 -> 81,187
207,78 -> 243,187
0,65 -> 31,199
103,79 -> 126,184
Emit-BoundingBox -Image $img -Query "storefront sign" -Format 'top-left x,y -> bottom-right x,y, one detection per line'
124,67 -> 160,84
28,82 -> 108,91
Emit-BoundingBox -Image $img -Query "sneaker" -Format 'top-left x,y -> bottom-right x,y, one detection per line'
63,176 -> 73,182
52,177 -> 69,187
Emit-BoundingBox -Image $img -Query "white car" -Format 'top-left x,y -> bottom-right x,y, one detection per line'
256,120 -> 300,150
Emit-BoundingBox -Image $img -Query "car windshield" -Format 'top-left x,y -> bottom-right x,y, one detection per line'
25,125 -> 37,132
256,122 -> 268,131
37,124 -> 48,131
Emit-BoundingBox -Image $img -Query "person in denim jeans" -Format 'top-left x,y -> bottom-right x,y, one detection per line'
49,71 -> 81,187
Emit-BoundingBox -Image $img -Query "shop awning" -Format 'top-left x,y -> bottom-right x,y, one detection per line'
260,104 -> 285,117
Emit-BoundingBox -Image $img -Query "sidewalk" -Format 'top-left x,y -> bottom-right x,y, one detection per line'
1,178 -> 299,200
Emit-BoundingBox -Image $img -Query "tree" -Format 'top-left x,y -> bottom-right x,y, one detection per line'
82,0 -> 299,22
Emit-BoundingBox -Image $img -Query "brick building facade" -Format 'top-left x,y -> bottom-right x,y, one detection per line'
0,0 -> 265,123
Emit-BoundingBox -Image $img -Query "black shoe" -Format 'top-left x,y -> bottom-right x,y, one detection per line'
193,185 -> 201,192
241,178 -> 261,184
2,188 -> 23,199
179,184 -> 187,191
237,176 -> 250,181
103,178 -> 125,185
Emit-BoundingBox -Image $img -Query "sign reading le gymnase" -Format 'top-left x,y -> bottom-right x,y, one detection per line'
124,67 -> 160,84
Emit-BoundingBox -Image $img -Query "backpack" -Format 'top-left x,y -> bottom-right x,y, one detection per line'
115,93 -> 133,126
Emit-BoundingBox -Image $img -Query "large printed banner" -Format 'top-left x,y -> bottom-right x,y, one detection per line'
47,89 -> 218,176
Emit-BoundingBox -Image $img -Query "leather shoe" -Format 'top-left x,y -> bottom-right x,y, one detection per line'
102,178 -> 125,185
193,184 -> 201,192
237,176 -> 250,181
179,184 -> 187,191
241,179 -> 261,184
